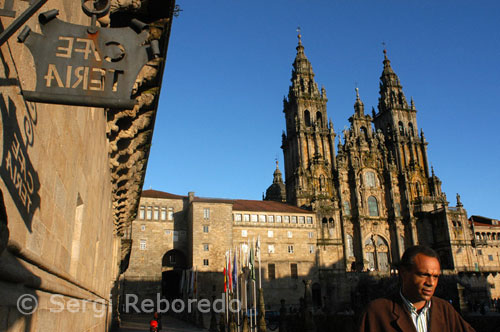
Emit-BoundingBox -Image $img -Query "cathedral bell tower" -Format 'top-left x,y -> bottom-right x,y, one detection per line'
281,32 -> 337,211
372,50 -> 434,203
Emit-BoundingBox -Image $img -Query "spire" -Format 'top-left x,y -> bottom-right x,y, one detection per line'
289,29 -> 321,99
354,87 -> 364,115
272,160 -> 284,184
378,49 -> 409,113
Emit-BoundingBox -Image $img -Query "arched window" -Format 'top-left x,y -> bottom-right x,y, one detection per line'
399,235 -> 405,256
415,182 -> 422,196
329,218 -> 334,227
408,122 -> 415,136
360,126 -> 369,140
304,110 -> 311,126
319,175 -> 326,191
398,121 -> 404,136
368,196 -> 379,216
394,203 -> 401,217
316,111 -> 323,127
365,171 -> 376,187
322,217 -> 328,224
346,234 -> 354,258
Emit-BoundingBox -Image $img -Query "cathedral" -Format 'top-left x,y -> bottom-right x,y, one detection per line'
273,32 -> 471,273
122,33 -> 500,313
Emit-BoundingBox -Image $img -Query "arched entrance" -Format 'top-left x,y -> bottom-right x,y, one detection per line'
161,249 -> 187,300
312,283 -> 322,308
364,235 -> 390,272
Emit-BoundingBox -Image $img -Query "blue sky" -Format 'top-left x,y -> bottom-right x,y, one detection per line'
143,0 -> 500,219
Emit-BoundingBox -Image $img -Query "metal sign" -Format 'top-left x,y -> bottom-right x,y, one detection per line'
17,2 -> 154,109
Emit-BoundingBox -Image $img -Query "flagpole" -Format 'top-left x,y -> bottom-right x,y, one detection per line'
225,251 -> 229,325
235,247 -> 240,332
257,236 -> 262,289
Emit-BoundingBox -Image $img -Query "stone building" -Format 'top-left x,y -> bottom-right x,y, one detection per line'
123,189 -> 319,309
0,0 -> 175,331
123,33 -> 500,313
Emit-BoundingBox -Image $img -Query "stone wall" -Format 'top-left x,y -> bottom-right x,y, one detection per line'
0,1 -> 118,330
0,0 -> 175,331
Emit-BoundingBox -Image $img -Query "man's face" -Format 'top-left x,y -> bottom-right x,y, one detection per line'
401,253 -> 441,305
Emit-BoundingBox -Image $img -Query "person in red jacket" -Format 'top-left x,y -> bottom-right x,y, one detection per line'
357,245 -> 476,332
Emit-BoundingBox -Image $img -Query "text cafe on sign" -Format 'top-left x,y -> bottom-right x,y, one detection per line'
18,5 -> 159,109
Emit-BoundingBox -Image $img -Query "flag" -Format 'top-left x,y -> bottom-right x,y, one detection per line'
249,245 -> 255,280
223,267 -> 227,293
228,251 -> 233,293
232,249 -> 237,290
256,236 -> 261,255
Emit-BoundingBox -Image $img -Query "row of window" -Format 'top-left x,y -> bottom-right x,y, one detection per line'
199,260 -> 300,280
475,232 -> 500,241
239,230 -> 314,239
200,243 -> 314,255
234,213 -> 314,224
138,205 -> 174,221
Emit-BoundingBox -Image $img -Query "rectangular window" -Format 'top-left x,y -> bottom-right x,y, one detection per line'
268,263 -> 276,280
173,231 -> 179,242
146,206 -> 152,220
308,232 -> 314,239
288,245 -> 294,253
168,208 -> 174,221
478,249 -> 483,255
259,215 -> 266,222
165,230 -> 171,235
153,207 -> 159,220
489,255 -> 494,261
203,243 -> 209,251
284,216 -> 290,223
268,230 -> 274,238
140,239 -> 147,250
242,230 -> 248,237
276,216 -> 282,223
290,263 -> 298,279
141,224 -> 146,231
268,215 -> 274,223
234,214 -> 242,222
244,214 -> 250,222
299,216 -> 305,224
343,201 -> 351,216
203,259 -> 209,266
268,244 -> 275,254
307,217 -> 313,224
287,231 -> 293,238
203,208 -> 210,219
291,216 -> 297,224
139,206 -> 145,219
161,207 -> 167,220
309,245 -> 315,254
251,214 -> 258,222
203,225 -> 209,233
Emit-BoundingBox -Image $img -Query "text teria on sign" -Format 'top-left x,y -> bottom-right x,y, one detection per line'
19,12 -> 152,108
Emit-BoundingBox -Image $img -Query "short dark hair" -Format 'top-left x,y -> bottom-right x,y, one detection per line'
398,245 -> 440,271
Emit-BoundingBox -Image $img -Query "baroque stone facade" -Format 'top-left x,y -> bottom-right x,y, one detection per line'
0,1 -> 175,331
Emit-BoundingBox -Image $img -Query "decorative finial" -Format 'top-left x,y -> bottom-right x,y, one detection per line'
382,42 -> 390,61
431,165 -> 435,176
355,86 -> 360,99
411,97 -> 416,110
297,26 -> 302,44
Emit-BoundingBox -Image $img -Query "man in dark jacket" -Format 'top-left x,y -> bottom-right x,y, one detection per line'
357,245 -> 476,332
